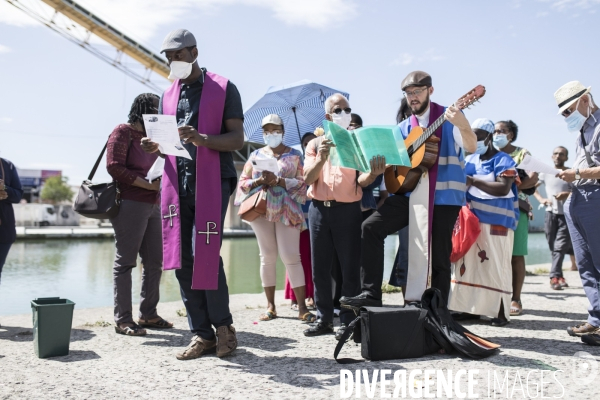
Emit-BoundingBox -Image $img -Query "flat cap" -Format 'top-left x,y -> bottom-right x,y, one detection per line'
261,114 -> 284,127
401,71 -> 432,90
160,29 -> 196,53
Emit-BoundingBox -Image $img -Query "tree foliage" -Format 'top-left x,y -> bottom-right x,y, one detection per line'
40,176 -> 74,204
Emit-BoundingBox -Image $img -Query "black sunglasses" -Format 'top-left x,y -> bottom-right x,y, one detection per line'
331,107 -> 352,115
561,108 -> 574,118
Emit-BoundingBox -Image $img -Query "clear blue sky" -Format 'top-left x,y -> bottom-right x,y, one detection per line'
0,0 -> 598,184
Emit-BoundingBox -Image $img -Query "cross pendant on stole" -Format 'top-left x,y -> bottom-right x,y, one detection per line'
163,204 -> 178,227
198,221 -> 219,244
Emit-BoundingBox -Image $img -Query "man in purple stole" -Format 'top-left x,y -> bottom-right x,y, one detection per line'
141,29 -> 244,360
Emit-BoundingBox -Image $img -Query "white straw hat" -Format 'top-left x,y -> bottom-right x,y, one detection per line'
554,81 -> 591,115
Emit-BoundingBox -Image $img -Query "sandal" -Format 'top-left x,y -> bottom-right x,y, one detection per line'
290,303 -> 299,311
115,323 -> 147,336
510,300 -> 522,316
138,317 -> 174,329
299,312 -> 317,322
259,310 -> 277,321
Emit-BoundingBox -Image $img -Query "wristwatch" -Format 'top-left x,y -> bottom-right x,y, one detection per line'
575,168 -> 581,180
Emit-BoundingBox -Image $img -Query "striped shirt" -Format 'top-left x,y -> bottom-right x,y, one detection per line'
465,153 -> 519,230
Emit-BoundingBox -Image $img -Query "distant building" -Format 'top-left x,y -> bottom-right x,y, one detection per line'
16,169 -> 62,203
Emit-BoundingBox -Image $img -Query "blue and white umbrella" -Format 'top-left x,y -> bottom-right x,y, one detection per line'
244,79 -> 350,147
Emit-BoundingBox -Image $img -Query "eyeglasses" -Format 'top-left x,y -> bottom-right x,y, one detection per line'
403,88 -> 428,98
561,108 -> 575,117
330,107 -> 351,115
263,130 -> 283,135
493,129 -> 508,134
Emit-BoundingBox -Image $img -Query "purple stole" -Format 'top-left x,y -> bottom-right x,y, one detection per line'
405,103 -> 444,300
161,72 -> 228,290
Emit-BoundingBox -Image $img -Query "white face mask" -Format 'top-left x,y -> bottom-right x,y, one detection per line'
168,58 -> 197,80
331,112 -> 352,129
263,133 -> 283,148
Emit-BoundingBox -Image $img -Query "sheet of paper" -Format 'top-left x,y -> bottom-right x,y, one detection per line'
145,156 -> 165,182
516,154 -> 560,175
251,158 -> 280,173
468,173 -> 514,199
142,114 -> 192,160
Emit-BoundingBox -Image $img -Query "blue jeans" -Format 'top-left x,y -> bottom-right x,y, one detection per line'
564,185 -> 600,327
0,242 -> 12,284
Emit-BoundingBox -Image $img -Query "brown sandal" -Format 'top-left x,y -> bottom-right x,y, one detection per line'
138,317 -> 174,329
259,310 -> 277,321
115,323 -> 146,336
299,312 -> 316,322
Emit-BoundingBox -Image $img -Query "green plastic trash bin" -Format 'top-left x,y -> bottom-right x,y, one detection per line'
31,297 -> 75,358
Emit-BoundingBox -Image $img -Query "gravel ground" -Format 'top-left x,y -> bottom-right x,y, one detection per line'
1,267 -> 599,399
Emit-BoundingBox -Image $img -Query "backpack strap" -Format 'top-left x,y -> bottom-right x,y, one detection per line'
334,316 -> 363,364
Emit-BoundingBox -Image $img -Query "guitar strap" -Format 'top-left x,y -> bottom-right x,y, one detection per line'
405,103 -> 445,301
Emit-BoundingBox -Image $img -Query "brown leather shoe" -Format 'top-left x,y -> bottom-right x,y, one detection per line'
567,322 -> 599,337
176,335 -> 216,360
216,325 -> 237,358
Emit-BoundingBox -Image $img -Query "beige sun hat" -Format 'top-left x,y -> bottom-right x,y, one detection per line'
554,81 -> 591,115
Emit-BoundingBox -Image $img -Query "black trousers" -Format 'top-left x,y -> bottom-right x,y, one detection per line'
361,194 -> 460,303
309,201 -> 362,325
331,209 -> 375,308
175,178 -> 235,340
545,211 -> 574,278
0,242 -> 12,284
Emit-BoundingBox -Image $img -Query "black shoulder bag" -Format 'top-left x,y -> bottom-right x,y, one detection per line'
73,136 -> 129,220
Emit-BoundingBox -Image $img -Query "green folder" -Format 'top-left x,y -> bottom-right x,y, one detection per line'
323,120 -> 411,173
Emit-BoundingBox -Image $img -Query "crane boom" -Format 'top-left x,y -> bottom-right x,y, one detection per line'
6,0 -> 170,92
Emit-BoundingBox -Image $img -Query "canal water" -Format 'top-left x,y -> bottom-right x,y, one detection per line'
0,233 -> 551,316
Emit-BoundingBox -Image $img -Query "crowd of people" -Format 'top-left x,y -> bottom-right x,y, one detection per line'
2,28 -> 600,353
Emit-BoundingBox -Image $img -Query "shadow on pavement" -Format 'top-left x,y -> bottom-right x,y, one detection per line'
0,327 -> 95,342
49,349 -> 101,362
139,328 -> 190,347
236,331 -> 297,352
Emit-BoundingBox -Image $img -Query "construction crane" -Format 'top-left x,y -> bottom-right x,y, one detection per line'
5,0 -> 169,92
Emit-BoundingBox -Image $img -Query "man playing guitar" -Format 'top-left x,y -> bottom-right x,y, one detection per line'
340,71 -> 477,309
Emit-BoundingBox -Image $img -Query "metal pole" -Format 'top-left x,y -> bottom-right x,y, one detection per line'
291,107 -> 303,154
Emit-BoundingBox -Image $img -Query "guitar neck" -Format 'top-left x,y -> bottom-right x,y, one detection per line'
407,114 -> 447,156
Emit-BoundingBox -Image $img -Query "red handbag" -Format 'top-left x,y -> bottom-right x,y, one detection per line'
450,205 -> 481,263
238,189 -> 267,222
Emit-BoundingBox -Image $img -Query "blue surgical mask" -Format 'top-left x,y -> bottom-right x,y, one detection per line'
565,110 -> 588,134
474,140 -> 489,155
493,134 -> 509,149
564,97 -> 597,134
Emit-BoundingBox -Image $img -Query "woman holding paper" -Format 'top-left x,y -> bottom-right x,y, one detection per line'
235,114 -> 315,323
106,93 -> 173,336
448,119 -> 519,327
493,120 -> 538,317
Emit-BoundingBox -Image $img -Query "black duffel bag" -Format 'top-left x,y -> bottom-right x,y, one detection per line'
334,305 -> 441,363
334,288 -> 499,363
73,141 -> 121,220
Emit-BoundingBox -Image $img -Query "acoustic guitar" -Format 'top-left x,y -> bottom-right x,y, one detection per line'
384,85 -> 486,194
